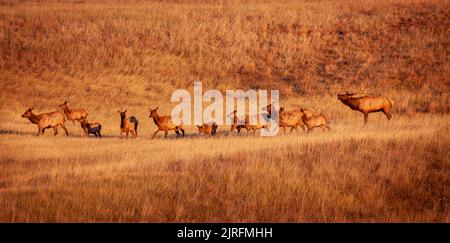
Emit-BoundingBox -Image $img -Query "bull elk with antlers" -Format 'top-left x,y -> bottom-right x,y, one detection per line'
337,87 -> 393,125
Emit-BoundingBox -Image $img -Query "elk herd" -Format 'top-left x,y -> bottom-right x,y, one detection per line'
21,90 -> 394,138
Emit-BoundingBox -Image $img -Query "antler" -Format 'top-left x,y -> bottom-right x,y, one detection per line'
347,82 -> 370,97
357,81 -> 370,95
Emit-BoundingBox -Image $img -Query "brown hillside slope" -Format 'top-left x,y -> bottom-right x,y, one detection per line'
0,0 -> 449,114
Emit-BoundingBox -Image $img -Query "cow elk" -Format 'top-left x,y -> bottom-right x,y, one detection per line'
337,88 -> 393,125
300,107 -> 330,132
197,122 -> 218,136
59,101 -> 88,124
21,108 -> 69,136
149,107 -> 185,138
266,104 -> 307,133
80,118 -> 102,137
118,109 -> 138,138
231,110 -> 267,135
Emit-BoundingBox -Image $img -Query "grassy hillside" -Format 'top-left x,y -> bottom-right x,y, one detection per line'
0,0 -> 449,114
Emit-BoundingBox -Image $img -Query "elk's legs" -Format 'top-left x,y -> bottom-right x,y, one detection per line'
152,129 -> 160,139
382,109 -> 392,120
363,112 -> 369,125
60,124 -> 69,136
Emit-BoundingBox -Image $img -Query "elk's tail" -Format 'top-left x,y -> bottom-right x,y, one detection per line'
211,123 -> 218,135
130,116 -> 139,133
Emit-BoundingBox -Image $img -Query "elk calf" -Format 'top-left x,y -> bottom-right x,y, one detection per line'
118,110 -> 138,138
300,107 -> 330,132
149,107 -> 185,138
266,104 -> 307,133
197,122 -> 218,136
80,118 -> 102,137
21,108 -> 69,136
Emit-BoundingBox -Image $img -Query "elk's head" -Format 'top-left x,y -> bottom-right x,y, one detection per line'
59,101 -> 68,109
21,108 -> 33,118
118,109 -> 127,120
300,107 -> 315,118
149,107 -> 159,118
337,92 -> 354,102
79,118 -> 88,125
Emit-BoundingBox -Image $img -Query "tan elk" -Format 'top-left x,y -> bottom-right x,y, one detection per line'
21,108 -> 69,136
266,104 -> 307,133
118,110 -> 138,138
337,89 -> 393,125
300,107 -> 330,132
231,110 -> 267,135
149,107 -> 185,139
197,122 -> 218,136
59,101 -> 88,124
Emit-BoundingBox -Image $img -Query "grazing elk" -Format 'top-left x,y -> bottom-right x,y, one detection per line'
80,118 -> 102,137
197,122 -> 218,136
266,104 -> 307,133
21,108 -> 69,136
230,110 -> 267,135
300,107 -> 330,132
118,110 -> 138,138
149,107 -> 185,139
337,90 -> 393,125
59,101 -> 88,124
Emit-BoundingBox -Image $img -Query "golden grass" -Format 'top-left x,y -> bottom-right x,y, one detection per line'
0,0 -> 449,222
0,112 -> 449,222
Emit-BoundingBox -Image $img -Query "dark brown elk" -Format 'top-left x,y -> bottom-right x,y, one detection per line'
118,110 -> 138,138
266,104 -> 306,133
337,91 -> 393,125
300,107 -> 330,132
59,101 -> 88,124
21,108 -> 69,136
149,107 -> 185,138
197,122 -> 218,136
80,118 -> 102,137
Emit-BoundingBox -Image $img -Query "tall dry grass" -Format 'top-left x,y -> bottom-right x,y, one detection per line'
0,114 -> 448,222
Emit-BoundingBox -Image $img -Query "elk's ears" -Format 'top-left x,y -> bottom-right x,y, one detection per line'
155,107 -> 159,111
64,101 -> 67,104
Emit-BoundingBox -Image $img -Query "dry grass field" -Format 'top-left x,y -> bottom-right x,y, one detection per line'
0,0 -> 449,222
